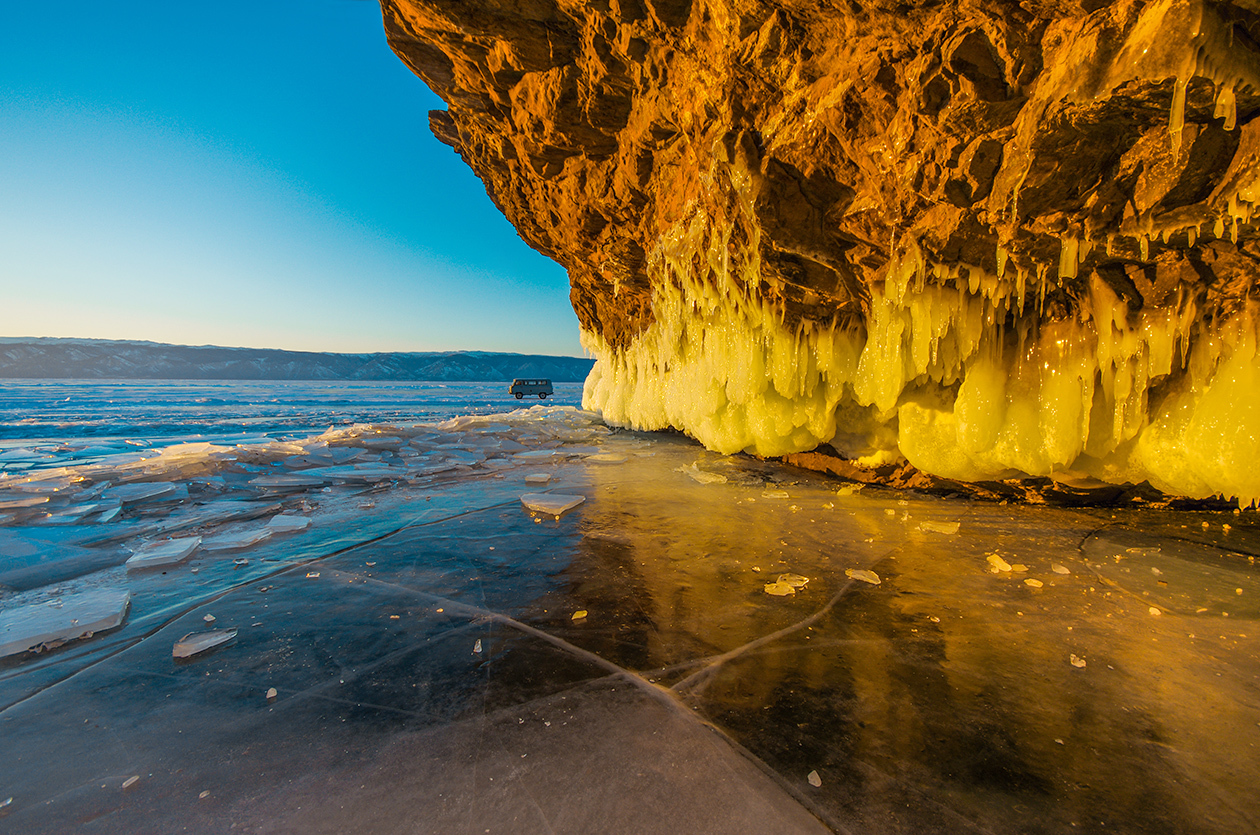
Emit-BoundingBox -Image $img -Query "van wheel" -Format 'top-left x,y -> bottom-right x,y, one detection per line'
515,393 -> 523,399
539,392 -> 547,399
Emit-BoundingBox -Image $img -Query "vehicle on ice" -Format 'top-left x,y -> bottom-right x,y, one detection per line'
509,378 -> 553,400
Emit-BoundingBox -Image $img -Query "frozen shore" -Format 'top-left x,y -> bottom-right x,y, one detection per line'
1,406 -> 1258,834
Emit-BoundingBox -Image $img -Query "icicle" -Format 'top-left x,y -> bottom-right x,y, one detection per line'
1139,234 -> 1150,261
1216,83 -> 1238,130
1058,235 -> 1079,280
996,244 -> 1008,278
1170,77 -> 1188,156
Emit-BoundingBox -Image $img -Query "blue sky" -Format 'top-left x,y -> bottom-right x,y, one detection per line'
0,0 -> 584,356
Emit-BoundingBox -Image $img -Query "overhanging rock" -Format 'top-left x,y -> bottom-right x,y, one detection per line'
383,0 -> 1260,505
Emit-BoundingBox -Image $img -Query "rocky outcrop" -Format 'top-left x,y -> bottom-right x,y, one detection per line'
382,0 -> 1260,504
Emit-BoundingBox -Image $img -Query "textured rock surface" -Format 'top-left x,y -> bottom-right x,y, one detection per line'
383,0 -> 1260,503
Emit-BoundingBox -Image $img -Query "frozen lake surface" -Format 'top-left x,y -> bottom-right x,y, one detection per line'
0,381 -> 1258,833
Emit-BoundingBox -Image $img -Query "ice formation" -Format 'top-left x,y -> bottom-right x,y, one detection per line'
583,144 -> 1260,507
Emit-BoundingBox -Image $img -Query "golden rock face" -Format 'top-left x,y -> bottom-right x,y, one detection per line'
384,0 -> 1260,504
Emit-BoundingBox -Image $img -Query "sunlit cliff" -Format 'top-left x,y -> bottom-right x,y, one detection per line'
382,0 -> 1260,505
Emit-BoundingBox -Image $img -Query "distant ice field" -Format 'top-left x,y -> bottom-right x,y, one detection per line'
0,378 -> 585,449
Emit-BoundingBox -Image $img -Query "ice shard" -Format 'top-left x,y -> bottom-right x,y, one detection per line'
0,589 -> 130,658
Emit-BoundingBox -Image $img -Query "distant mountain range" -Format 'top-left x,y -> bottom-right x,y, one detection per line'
0,338 -> 595,382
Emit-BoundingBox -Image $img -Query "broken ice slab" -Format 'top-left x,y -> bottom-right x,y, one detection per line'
101,482 -> 186,505
125,536 -> 202,570
359,437 -> 404,449
513,450 -> 561,461
266,515 -> 310,534
172,628 -> 237,659
0,528 -> 125,591
0,496 -> 51,510
918,520 -> 960,534
0,589 -> 131,659
248,473 -> 331,489
299,464 -> 401,483
520,493 -> 585,517
585,453 -> 628,464
676,463 -> 728,485
0,447 -> 51,463
201,528 -> 272,551
524,473 -> 552,485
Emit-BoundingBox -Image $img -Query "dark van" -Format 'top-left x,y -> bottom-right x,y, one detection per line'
509,378 -> 553,400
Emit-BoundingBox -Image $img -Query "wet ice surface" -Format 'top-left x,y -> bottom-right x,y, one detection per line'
0,406 -> 1258,833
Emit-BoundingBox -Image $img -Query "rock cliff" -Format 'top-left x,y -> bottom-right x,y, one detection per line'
382,0 -> 1260,504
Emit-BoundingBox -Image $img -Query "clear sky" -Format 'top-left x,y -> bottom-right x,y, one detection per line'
0,0 -> 584,357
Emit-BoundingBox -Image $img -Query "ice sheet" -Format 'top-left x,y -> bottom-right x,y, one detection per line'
1,404 -> 1257,834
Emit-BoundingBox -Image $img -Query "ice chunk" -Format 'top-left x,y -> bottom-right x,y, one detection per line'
763,581 -> 797,596
0,589 -> 131,658
845,568 -> 882,585
172,628 -> 237,659
676,464 -> 728,485
520,493 -> 585,516
762,489 -> 790,499
0,447 -> 49,462
1024,578 -> 1044,588
301,464 -> 400,483
1070,654 -> 1087,668
572,610 -> 588,620
1051,563 -> 1071,575
514,450 -> 561,461
986,554 -> 1013,573
807,770 -> 822,788
93,506 -> 122,523
266,515 -> 310,534
201,528 -> 272,551
585,453 -> 628,464
919,520 -> 960,535
0,496 -> 50,510
0,529 -> 124,591
248,474 -> 330,488
360,437 -> 404,449
101,483 -> 184,505
524,473 -> 552,484
125,536 -> 201,570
